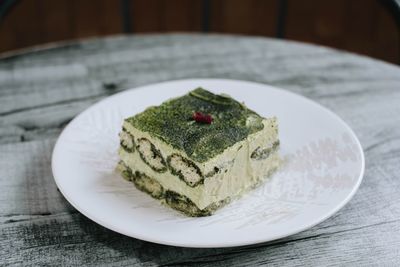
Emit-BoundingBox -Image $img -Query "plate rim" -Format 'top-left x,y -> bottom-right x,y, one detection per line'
51,78 -> 365,248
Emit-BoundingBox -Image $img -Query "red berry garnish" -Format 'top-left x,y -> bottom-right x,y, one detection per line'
192,112 -> 213,124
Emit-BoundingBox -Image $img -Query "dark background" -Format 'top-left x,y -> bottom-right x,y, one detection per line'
0,0 -> 398,64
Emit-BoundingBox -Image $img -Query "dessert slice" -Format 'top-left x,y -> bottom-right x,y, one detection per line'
117,88 -> 280,217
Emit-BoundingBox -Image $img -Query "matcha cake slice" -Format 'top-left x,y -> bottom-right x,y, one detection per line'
117,88 -> 280,217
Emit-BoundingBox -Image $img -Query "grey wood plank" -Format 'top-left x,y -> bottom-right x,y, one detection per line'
0,212 -> 399,266
1,34 -> 400,266
0,140 -> 74,217
3,34 -> 391,115
0,96 -> 104,144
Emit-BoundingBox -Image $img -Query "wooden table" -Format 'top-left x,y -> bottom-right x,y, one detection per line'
1,34 -> 399,266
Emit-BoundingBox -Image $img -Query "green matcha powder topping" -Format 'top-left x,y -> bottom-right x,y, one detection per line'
125,88 -> 264,163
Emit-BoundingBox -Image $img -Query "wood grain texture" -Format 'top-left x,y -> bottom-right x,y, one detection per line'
131,0 -> 203,32
0,0 -> 399,64
39,0 -> 73,42
209,0 -> 278,36
285,0 -> 400,64
1,34 -> 400,265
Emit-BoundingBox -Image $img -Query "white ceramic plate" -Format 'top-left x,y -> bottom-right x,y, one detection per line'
52,79 -> 364,248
